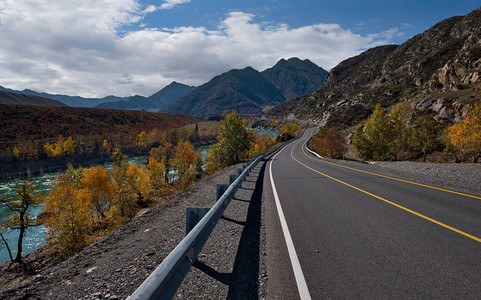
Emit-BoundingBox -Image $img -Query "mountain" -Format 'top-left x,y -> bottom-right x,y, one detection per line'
163,67 -> 286,117
148,81 -> 196,109
0,85 -> 129,107
0,91 -> 67,106
262,57 -> 328,100
96,81 -> 195,111
269,7 -> 481,126
95,95 -> 156,110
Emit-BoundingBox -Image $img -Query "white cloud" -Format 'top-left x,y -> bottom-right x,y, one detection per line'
159,0 -> 191,10
0,1 -> 398,98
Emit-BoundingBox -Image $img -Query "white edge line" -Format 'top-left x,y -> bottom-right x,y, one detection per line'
269,147 -> 312,300
305,144 -> 323,159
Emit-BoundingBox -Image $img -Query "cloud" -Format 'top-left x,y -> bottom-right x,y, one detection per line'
159,0 -> 191,10
0,1 -> 398,98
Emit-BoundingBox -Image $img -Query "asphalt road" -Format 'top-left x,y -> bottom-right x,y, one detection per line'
264,127 -> 481,299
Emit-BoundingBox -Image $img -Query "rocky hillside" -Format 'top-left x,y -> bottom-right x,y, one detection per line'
96,81 -> 195,111
262,57 -> 328,100
269,7 -> 481,127
163,58 -> 327,117
0,91 -> 67,106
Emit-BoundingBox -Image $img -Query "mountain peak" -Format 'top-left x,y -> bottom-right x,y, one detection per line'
262,57 -> 328,100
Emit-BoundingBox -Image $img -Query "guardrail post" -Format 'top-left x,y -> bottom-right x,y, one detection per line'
216,184 -> 229,201
229,174 -> 238,184
186,207 -> 210,235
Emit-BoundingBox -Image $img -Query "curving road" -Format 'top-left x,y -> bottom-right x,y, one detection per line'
264,127 -> 481,299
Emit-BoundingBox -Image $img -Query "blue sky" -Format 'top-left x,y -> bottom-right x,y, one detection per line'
0,0 -> 479,97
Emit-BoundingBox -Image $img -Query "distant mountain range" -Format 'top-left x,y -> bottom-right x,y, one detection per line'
0,85 -> 129,107
95,82 -> 195,111
163,57 -> 328,116
269,7 -> 481,126
0,91 -> 67,106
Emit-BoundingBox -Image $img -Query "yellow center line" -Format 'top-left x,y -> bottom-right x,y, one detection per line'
289,142 -> 481,243
301,143 -> 481,200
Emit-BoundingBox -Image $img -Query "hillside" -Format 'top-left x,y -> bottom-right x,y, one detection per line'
0,91 -> 67,107
96,81 -> 195,111
262,57 -> 328,100
0,104 -> 197,145
269,7 -> 481,126
163,67 -> 286,117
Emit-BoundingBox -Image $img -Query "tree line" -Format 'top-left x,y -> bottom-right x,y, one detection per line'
2,122 -> 219,166
310,99 -> 481,163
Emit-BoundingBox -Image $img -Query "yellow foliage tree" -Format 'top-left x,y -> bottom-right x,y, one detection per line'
80,166 -> 113,221
52,136 -> 65,157
126,163 -> 149,204
390,103 -> 414,160
111,149 -> 137,221
174,140 -> 197,189
43,175 -> 93,254
63,136 -> 76,155
147,157 -> 170,199
446,102 -> 481,162
137,131 -> 148,149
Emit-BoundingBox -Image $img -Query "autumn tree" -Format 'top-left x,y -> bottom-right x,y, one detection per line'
0,181 -> 43,263
137,131 -> 148,149
249,132 -> 274,158
63,136 -> 76,155
173,140 -> 198,189
80,166 -> 113,221
147,157 -> 170,199
43,175 -> 93,254
126,163 -> 149,205
446,101 -> 481,162
352,104 -> 392,160
150,143 -> 175,183
390,103 -> 415,160
102,139 -> 112,155
310,127 -> 344,159
110,149 -> 137,221
414,117 -> 444,162
205,112 -> 251,173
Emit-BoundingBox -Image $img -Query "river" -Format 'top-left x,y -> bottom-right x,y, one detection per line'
0,129 -> 276,265
0,155 -> 147,265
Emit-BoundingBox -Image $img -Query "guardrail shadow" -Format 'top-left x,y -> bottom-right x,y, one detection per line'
193,158 -> 267,299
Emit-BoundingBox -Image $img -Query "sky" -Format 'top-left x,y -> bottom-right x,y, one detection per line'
0,0 -> 479,98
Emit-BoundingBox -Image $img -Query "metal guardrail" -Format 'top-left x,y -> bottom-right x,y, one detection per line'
128,145 -> 283,300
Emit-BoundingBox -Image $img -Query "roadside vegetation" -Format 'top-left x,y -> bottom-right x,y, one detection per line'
0,112 -> 281,263
311,97 -> 481,163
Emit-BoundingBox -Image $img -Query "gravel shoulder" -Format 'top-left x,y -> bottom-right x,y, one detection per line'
334,159 -> 481,197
